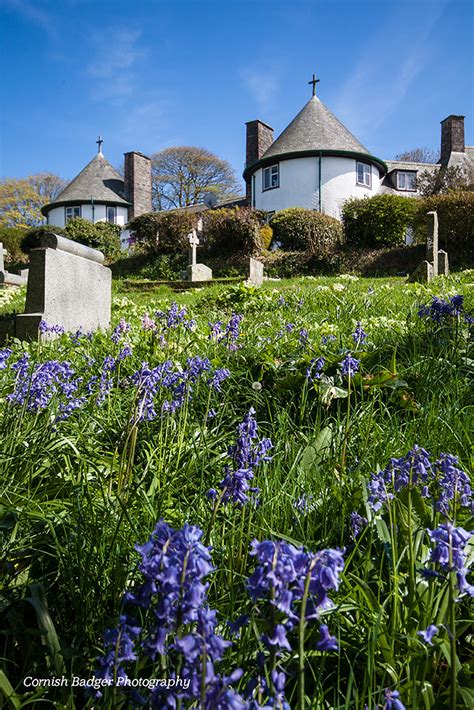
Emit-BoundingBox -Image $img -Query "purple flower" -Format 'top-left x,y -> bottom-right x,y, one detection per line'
306,357 -> 325,382
315,624 -> 338,651
117,344 -> 133,361
7,357 -> 81,413
155,302 -> 194,331
341,354 -> 359,377
418,624 -> 438,645
299,328 -> 309,345
92,615 -> 141,696
95,355 -> 116,405
418,294 -> 464,322
352,321 -> 367,346
383,688 -> 406,710
208,368 -> 230,392
350,512 -> 368,537
111,318 -> 131,344
427,523 -> 474,596
0,348 -> 12,369
39,320 -> 64,335
321,334 -> 336,345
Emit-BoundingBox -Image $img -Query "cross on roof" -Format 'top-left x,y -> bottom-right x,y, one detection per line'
96,135 -> 104,153
308,73 -> 320,97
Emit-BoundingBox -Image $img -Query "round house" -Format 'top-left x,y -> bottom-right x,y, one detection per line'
243,91 -> 387,220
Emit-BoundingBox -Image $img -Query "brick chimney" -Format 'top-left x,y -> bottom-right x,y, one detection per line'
440,115 -> 465,165
245,120 -> 274,202
124,151 -> 152,219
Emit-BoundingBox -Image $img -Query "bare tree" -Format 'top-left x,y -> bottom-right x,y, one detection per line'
29,173 -> 68,202
151,147 -> 241,210
394,147 -> 439,163
0,173 -> 67,228
417,165 -> 471,196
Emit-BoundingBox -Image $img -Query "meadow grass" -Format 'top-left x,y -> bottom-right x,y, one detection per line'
0,272 -> 473,709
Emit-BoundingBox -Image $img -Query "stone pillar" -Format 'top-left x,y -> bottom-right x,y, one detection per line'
124,151 -> 152,219
440,115 -> 465,165
426,211 -> 438,276
245,120 -> 274,202
438,250 -> 449,276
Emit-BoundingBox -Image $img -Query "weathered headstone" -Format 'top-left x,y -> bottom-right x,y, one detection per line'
426,211 -> 438,277
186,227 -> 212,282
0,243 -> 28,287
438,249 -> 449,276
247,257 -> 264,286
1,233 -> 111,342
408,260 -> 433,284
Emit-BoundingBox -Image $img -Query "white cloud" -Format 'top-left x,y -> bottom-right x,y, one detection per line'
240,67 -> 279,112
3,0 -> 58,38
86,28 -> 146,103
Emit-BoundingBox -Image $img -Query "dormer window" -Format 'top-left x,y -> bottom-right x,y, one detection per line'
65,206 -> 81,222
263,164 -> 279,191
356,162 -> 372,188
397,171 -> 417,191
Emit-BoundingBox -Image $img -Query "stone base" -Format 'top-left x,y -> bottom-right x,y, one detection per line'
187,263 -> 212,282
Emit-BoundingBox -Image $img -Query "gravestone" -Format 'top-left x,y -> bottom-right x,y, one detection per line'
247,257 -> 264,286
426,211 -> 438,277
408,260 -> 433,284
438,250 -> 449,276
186,226 -> 212,282
0,232 -> 111,342
0,242 -> 28,287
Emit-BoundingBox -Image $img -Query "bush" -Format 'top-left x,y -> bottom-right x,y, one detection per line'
202,207 -> 266,256
259,224 -> 273,251
127,211 -> 197,255
270,208 -> 343,255
415,191 -> 474,266
0,226 -> 30,266
341,194 -> 418,248
21,220 -> 121,264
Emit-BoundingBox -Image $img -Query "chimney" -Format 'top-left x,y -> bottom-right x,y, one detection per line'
245,120 -> 274,202
124,151 -> 152,219
440,115 -> 465,165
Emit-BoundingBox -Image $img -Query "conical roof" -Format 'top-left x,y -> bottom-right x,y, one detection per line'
262,95 -> 369,159
42,152 -> 130,214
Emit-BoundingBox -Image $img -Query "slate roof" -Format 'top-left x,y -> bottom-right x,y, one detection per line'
384,160 -> 439,173
42,153 -> 130,214
262,96 -> 370,159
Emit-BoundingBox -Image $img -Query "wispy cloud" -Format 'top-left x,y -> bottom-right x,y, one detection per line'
331,2 -> 447,144
240,67 -> 280,113
86,28 -> 146,103
3,0 -> 58,38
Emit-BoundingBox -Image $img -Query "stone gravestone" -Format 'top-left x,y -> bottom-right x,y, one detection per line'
438,250 -> 449,276
1,232 -> 111,342
0,242 -> 28,287
426,211 -> 438,277
247,257 -> 264,286
186,227 -> 212,282
409,210 -> 449,283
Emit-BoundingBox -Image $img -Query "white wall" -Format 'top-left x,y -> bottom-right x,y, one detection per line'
46,204 -> 128,227
253,156 -> 381,219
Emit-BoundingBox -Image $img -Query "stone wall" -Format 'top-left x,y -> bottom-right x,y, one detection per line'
440,115 -> 465,165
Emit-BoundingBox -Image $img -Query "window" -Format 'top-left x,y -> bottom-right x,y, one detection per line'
356,162 -> 371,188
65,206 -> 81,222
265,211 -> 275,223
397,171 -> 417,191
107,206 -> 117,224
263,164 -> 279,191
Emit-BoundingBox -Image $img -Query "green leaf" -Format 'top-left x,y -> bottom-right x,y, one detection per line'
0,671 -> 20,709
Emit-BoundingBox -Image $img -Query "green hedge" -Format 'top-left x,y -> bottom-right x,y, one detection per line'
0,226 -> 29,266
341,194 -> 418,248
127,211 -> 197,255
202,207 -> 266,256
269,208 -> 344,255
415,191 -> 474,263
22,219 -> 121,264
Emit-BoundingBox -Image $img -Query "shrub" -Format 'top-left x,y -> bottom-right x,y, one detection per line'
127,211 -> 197,255
202,207 -> 266,256
270,208 -> 343,255
341,194 -> 418,248
415,191 -> 474,265
0,226 -> 30,266
259,224 -> 273,250
21,220 -> 121,264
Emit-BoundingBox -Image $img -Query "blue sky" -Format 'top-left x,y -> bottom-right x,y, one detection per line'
1,0 -> 473,191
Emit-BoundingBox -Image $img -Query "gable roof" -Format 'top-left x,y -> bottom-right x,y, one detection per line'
42,152 -> 130,215
262,96 -> 370,159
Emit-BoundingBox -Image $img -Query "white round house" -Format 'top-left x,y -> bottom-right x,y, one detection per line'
243,81 -> 387,220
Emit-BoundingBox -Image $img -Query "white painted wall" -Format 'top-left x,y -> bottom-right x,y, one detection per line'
46,204 -> 128,227
253,156 -> 381,220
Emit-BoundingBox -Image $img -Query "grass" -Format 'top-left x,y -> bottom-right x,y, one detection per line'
0,272 -> 473,709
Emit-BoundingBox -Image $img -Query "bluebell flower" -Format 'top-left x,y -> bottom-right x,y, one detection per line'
383,688 -> 406,710
209,368 -> 231,392
39,320 -> 65,335
417,624 -> 438,645
352,321 -> 367,346
341,354 -> 359,377
117,344 -> 133,360
306,357 -> 325,382
427,523 -> 474,596
111,318 -> 131,344
299,328 -> 309,345
418,294 -> 464,322
0,348 -> 12,369
315,624 -> 338,651
321,334 -> 336,345
350,512 -> 368,537
95,355 -> 116,406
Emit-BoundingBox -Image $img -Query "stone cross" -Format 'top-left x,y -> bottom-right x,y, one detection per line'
188,230 -> 200,266
426,211 -> 438,277
0,243 -> 7,272
96,135 -> 104,153
308,73 -> 320,97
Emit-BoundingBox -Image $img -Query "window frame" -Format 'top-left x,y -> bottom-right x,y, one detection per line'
262,164 -> 280,191
65,205 -> 81,222
356,161 -> 372,188
106,206 -> 117,224
396,170 -> 417,192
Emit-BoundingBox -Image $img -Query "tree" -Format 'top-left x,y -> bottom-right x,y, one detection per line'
417,165 -> 471,197
151,146 -> 241,210
0,173 -> 67,228
394,147 -> 439,163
